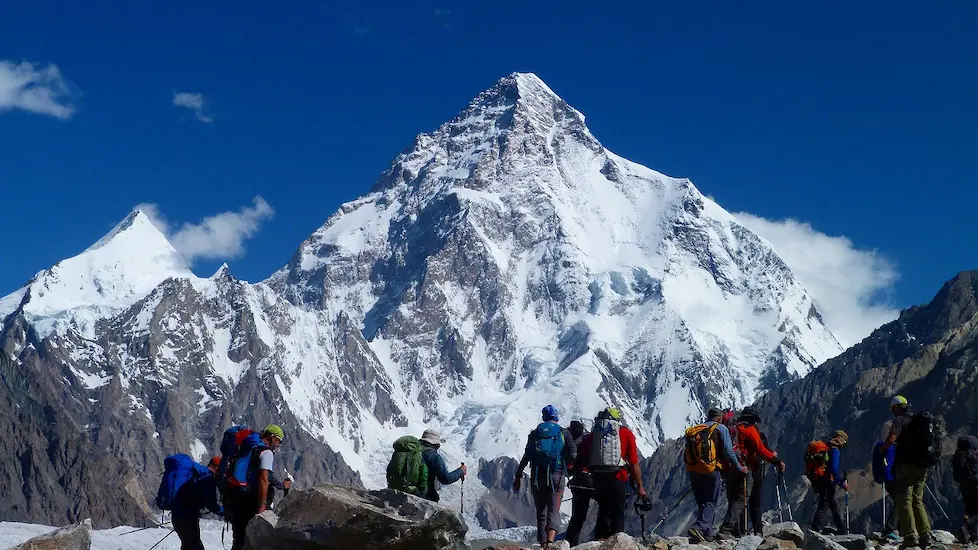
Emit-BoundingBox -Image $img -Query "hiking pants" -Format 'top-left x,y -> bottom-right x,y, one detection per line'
565,488 -> 594,547
720,471 -> 750,536
593,473 -> 628,539
884,482 -> 899,534
748,468 -> 764,535
896,464 -> 932,540
690,470 -> 722,539
226,496 -> 259,550
531,472 -> 565,544
172,515 -> 204,550
960,483 -> 978,543
811,479 -> 844,533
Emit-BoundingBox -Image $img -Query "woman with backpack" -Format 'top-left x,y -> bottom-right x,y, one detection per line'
513,405 -> 577,548
807,430 -> 850,535
952,435 -> 978,544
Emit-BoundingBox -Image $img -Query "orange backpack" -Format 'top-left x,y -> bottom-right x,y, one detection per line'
804,440 -> 830,480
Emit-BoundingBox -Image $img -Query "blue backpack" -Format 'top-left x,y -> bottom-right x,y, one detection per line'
872,441 -> 897,483
156,454 -> 211,510
224,429 -> 268,491
530,422 -> 565,489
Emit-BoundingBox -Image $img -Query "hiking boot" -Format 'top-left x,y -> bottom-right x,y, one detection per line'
898,534 -> 919,549
715,531 -> 737,541
688,528 -> 707,543
919,532 -> 932,548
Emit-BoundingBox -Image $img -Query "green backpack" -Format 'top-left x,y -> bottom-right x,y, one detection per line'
386,435 -> 429,497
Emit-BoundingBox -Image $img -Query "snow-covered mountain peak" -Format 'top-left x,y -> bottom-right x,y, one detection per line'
0,209 -> 193,338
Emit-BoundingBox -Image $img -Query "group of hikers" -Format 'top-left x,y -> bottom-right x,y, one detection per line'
153,424 -> 291,550
682,395 -> 978,549
151,394 -> 978,550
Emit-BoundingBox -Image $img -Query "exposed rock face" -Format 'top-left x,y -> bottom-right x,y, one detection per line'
635,271 -> 978,537
246,484 -> 468,550
10,518 -> 92,550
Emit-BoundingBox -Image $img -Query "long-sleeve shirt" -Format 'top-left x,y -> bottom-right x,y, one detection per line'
827,447 -> 845,487
704,421 -> 741,469
516,424 -> 578,483
740,423 -> 777,469
421,445 -> 464,502
172,473 -> 223,519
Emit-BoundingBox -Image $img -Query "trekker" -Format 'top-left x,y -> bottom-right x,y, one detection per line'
565,419 -> 595,547
873,434 -> 900,541
170,456 -> 223,550
952,435 -> 978,543
718,407 -> 786,539
419,429 -> 467,502
574,407 -> 647,540
880,396 -> 934,548
225,425 -> 284,550
684,408 -> 749,543
808,430 -> 850,534
513,405 -> 577,548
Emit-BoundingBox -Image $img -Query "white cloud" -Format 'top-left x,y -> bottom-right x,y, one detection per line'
0,60 -> 75,119
172,91 -> 213,123
136,197 -> 274,263
735,213 -> 899,347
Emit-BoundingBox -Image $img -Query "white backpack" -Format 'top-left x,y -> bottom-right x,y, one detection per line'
590,416 -> 625,472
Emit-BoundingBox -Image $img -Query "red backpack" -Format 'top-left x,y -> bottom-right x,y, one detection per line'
805,440 -> 831,481
722,412 -> 747,468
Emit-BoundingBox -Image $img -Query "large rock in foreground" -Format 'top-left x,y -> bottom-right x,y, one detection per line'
11,519 -> 92,550
246,484 -> 468,550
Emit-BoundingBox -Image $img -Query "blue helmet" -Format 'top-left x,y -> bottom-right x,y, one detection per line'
542,405 -> 559,421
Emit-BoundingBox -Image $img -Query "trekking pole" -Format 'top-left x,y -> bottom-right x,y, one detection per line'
148,529 -> 175,550
881,483 -> 886,531
650,488 -> 692,534
460,462 -> 465,516
121,521 -> 171,535
744,476 -> 749,534
924,483 -> 951,523
845,489 -> 850,534
781,473 -> 794,522
775,471 -> 784,523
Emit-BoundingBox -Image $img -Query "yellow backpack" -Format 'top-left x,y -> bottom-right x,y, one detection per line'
684,423 -> 719,474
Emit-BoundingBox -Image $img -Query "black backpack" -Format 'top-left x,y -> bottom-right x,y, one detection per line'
896,411 -> 942,468
953,436 -> 978,485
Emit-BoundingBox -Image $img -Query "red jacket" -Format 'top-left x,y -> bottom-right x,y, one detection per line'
575,425 -> 640,482
738,423 -> 777,469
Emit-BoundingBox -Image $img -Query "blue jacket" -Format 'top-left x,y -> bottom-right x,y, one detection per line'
827,447 -> 845,487
421,446 -> 464,502
704,420 -> 741,469
172,473 -> 223,519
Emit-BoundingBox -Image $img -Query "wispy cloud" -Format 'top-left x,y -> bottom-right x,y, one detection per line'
0,60 -> 76,119
172,91 -> 214,123
735,213 -> 899,347
136,197 -> 275,263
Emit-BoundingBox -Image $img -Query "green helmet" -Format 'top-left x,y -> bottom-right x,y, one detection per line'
263,424 -> 285,441
890,395 -> 908,409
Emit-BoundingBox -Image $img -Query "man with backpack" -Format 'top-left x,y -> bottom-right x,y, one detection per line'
574,407 -> 647,540
880,396 -> 936,548
807,430 -> 850,534
684,408 -> 749,543
952,435 -> 978,543
565,420 -> 595,547
419,429 -> 467,502
222,424 -> 285,550
718,407 -> 786,540
156,455 -> 223,550
513,405 -> 578,548
873,438 -> 900,541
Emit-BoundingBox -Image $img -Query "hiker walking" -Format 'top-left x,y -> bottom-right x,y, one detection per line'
952,435 -> 978,543
513,405 -> 577,548
574,407 -> 647,540
684,408 -> 749,543
873,432 -> 900,541
718,407 -> 785,539
223,425 -> 285,550
807,430 -> 850,534
156,455 -> 223,550
419,429 -> 467,502
565,420 -> 595,547
880,396 -> 936,548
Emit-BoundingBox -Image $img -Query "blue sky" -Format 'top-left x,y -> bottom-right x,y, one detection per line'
1,1 -> 975,341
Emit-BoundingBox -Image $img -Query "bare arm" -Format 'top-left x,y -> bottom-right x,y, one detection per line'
257,470 -> 270,511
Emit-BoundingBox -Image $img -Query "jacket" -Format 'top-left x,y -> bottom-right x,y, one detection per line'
421,445 -> 464,502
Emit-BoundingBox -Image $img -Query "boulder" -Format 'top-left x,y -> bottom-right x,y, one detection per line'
732,535 -> 764,550
595,533 -> 642,549
804,531 -> 848,550
245,484 -> 468,550
763,523 -> 805,545
825,534 -> 868,550
11,519 -> 92,550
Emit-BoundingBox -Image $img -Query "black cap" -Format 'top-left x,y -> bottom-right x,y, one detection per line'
741,406 -> 761,423
569,420 -> 586,436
